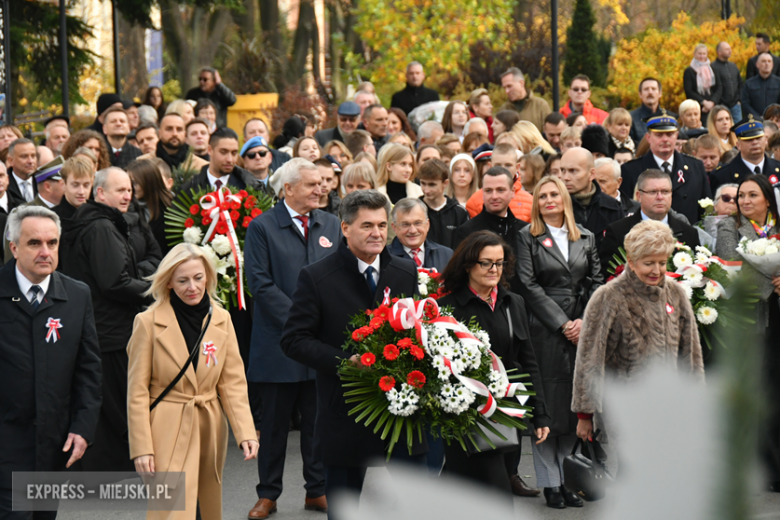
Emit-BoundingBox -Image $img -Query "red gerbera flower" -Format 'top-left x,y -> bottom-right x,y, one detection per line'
407,371 -> 426,388
230,200 -> 241,210
369,317 -> 384,330
383,344 -> 399,360
242,217 -> 252,228
189,204 -> 200,215
251,208 -> 263,218
397,338 -> 413,349
360,352 -> 376,367
379,376 -> 395,392
215,222 -> 229,235
238,190 -> 249,198
351,326 -> 372,342
201,209 -> 211,217
410,345 -> 424,360
184,218 -> 195,228
202,217 -> 212,226
220,202 -> 231,211
374,306 -> 391,320
230,210 -> 240,222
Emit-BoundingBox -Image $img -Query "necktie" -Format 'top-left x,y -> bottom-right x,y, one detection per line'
114,151 -> 121,158
661,161 -> 671,175
410,248 -> 422,267
29,285 -> 42,311
364,266 -> 377,294
22,182 -> 33,202
754,166 -> 761,175
214,179 -> 223,190
295,215 -> 309,241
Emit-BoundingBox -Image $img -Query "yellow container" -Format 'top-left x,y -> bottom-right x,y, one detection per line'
227,93 -> 279,144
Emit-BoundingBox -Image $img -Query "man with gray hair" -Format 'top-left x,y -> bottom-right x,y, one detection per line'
462,117 -> 488,138
244,158 -> 340,519
0,205 -> 102,518
281,190 -> 424,520
391,61 -> 440,116
499,67 -> 552,132
417,120 -> 445,147
593,157 -> 637,214
353,90 -> 379,119
60,166 -> 152,473
389,197 -> 452,272
362,104 -> 389,152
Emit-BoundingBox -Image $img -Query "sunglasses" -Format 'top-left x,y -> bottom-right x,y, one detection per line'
245,150 -> 268,159
570,87 -> 589,93
719,194 -> 734,203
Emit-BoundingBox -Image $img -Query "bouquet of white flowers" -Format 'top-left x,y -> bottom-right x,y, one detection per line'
736,235 -> 780,279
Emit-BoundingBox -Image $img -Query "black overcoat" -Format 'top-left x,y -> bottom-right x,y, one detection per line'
709,152 -> 780,193
280,240 -> 425,467
515,225 -> 602,436
0,262 -> 102,488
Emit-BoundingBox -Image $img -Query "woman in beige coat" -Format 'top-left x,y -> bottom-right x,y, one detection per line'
128,243 -> 259,519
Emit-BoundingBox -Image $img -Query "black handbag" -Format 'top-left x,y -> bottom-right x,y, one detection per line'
562,429 -> 613,501
150,306 -> 212,411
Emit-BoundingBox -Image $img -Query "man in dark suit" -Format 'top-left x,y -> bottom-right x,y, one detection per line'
388,197 -> 452,273
6,138 -> 39,207
390,61 -> 440,116
0,206 -> 101,518
601,169 -> 700,272
746,33 -> 780,79
314,101 -> 361,147
621,111 -> 711,224
244,159 -> 342,520
710,116 -> 780,192
179,127 -> 262,195
103,107 -> 143,169
629,78 -> 677,142
742,52 -> 780,118
281,190 -> 424,520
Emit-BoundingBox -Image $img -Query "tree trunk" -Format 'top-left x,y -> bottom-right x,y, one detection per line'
232,0 -> 256,39
259,0 -> 282,53
328,1 -> 343,99
291,0 -> 316,84
118,12 -> 148,99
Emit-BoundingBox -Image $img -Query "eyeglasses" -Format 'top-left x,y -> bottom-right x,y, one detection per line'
571,87 -> 589,93
476,260 -> 507,270
199,77 -> 210,83
638,189 -> 672,197
245,150 -> 269,159
719,194 -> 735,203
397,220 -> 426,230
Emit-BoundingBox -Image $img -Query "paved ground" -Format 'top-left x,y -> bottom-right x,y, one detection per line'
57,430 -> 780,519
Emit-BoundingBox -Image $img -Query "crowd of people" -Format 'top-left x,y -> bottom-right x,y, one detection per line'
1,36 -> 779,520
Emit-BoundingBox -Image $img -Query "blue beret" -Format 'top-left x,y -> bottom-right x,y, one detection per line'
240,136 -> 269,157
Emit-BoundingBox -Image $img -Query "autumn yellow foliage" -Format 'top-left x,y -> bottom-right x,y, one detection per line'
609,13 -> 779,110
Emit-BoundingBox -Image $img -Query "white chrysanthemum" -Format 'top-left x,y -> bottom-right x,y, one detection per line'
673,252 -> 693,269
748,238 -> 769,256
418,283 -> 428,296
199,245 -> 218,266
766,244 -> 780,255
704,281 -> 721,301
696,306 -> 718,325
183,227 -> 203,244
211,234 -> 232,256
678,281 -> 693,300
682,268 -> 704,285
698,198 -> 714,209
418,271 -> 430,285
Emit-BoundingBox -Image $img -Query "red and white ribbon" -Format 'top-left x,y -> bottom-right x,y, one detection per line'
382,287 -> 391,306
203,341 -> 218,367
389,298 -> 529,418
45,318 -> 62,343
677,170 -> 685,183
199,187 -> 246,310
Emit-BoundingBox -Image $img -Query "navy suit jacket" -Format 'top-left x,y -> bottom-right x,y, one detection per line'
388,237 -> 453,273
709,153 -> 780,193
244,202 -> 342,383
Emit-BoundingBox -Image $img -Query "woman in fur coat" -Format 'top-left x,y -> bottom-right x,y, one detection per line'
571,221 -> 704,444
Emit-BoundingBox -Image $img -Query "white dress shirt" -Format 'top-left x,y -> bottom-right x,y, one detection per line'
652,154 -> 674,172
403,244 -> 425,263
0,192 -> 8,212
15,266 -> 50,305
357,256 -> 381,286
38,196 -> 56,209
207,169 -> 231,190
284,200 -> 310,238
742,156 -> 765,175
641,210 -> 669,225
546,223 -> 570,261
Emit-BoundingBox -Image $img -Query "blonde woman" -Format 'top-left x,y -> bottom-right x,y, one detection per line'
707,104 -> 738,154
387,131 -> 415,150
324,140 -> 352,167
603,108 -> 635,155
341,162 -> 376,194
511,120 -> 557,155
376,143 -> 423,203
165,99 -> 195,125
446,153 -> 479,207
516,176 -> 603,508
127,244 -> 258,520
678,99 -> 705,133
519,154 -> 546,193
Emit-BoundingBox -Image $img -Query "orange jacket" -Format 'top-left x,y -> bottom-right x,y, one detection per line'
465,180 -> 533,222
560,99 -> 608,125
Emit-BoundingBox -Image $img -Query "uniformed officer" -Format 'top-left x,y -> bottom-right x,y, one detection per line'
709,115 -> 780,192
620,110 -> 712,224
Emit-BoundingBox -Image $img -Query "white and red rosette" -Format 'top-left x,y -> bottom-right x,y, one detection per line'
45,317 -> 62,343
202,341 -> 218,367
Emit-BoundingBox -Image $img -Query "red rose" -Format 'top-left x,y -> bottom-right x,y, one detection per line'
184,218 -> 195,228
407,370 -> 426,388
379,376 -> 395,392
614,265 -> 625,276
251,208 -> 263,218
397,338 -> 413,349
410,346 -> 424,360
202,217 -> 212,225
383,344 -> 399,360
230,210 -> 240,221
606,275 -> 615,282
242,217 -> 252,228
189,204 -> 199,215
360,352 -> 376,367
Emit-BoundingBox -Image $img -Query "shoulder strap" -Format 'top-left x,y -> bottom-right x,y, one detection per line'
506,307 -> 513,339
150,306 -> 213,411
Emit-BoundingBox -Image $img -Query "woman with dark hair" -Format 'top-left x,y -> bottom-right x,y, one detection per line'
764,104 -> 780,125
492,110 -> 521,142
716,174 -> 780,491
387,108 -> 418,142
272,117 -> 306,152
142,86 -> 167,120
291,136 -> 321,162
194,98 -> 218,133
121,162 -> 163,277
441,101 -> 470,140
61,129 -> 112,171
516,176 -> 602,509
127,159 -> 175,254
566,112 -> 587,130
437,230 -> 550,498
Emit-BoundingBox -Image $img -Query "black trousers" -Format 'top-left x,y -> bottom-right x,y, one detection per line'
0,488 -> 56,520
255,381 -> 325,501
323,465 -> 367,520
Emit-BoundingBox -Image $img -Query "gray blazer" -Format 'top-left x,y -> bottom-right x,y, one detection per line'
715,215 -> 779,301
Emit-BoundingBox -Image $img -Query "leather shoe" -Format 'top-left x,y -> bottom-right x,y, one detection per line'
543,487 -> 566,509
304,495 -> 328,512
248,499 -> 277,519
560,485 -> 583,507
510,475 -> 540,497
